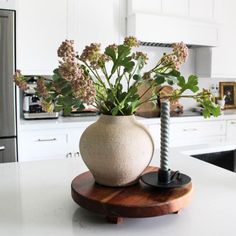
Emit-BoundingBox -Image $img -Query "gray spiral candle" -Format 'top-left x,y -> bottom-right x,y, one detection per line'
160,100 -> 170,171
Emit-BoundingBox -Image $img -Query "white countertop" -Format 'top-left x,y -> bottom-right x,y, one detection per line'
1,143 -> 236,236
18,109 -> 236,131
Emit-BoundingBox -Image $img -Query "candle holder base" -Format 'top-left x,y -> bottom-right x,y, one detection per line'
140,170 -> 191,189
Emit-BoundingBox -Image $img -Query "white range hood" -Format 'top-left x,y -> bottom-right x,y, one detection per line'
127,13 -> 220,47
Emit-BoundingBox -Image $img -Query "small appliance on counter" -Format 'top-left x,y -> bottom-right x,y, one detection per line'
22,76 -> 59,120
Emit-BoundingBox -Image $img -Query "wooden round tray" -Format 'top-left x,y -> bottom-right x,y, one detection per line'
71,166 -> 193,224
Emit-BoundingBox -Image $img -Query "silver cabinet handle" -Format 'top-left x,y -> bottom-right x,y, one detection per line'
0,146 -> 5,151
66,152 -> 72,158
74,152 -> 80,157
183,128 -> 197,132
36,138 -> 57,142
230,121 -> 236,125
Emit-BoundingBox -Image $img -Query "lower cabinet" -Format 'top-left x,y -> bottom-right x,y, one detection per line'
18,127 -> 87,162
66,127 -> 87,158
18,129 -> 70,161
147,120 -> 226,148
226,120 -> 236,141
169,120 -> 226,147
18,118 -> 228,162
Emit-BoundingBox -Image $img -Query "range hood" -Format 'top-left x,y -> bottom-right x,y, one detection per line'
127,13 -> 220,48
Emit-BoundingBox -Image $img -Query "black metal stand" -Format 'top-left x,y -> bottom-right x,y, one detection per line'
141,170 -> 191,189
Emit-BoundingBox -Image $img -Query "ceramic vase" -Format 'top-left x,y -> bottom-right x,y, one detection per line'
79,114 -> 155,187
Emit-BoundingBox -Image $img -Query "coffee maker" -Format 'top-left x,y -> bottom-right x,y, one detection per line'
22,76 -> 59,119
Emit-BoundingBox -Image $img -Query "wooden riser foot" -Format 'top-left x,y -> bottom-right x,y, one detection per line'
106,216 -> 124,224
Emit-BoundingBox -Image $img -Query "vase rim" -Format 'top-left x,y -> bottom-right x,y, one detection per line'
98,114 -> 136,123
100,114 -> 135,117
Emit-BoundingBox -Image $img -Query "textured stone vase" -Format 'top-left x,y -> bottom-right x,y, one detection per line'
79,114 -> 155,187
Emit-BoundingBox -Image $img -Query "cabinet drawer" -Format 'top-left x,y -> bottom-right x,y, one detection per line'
169,120 -> 226,147
170,121 -> 225,139
18,130 -> 69,161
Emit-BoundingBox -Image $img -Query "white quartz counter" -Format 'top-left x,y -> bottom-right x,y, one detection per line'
18,109 -> 236,131
1,143 -> 236,236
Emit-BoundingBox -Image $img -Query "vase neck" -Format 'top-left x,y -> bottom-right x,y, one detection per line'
99,114 -> 136,124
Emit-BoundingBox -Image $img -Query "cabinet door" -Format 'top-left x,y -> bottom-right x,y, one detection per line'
170,120 -> 226,147
0,0 -> 16,9
147,124 -> 160,149
127,0 -> 162,15
18,130 -> 70,161
17,0 -> 67,75
226,120 -> 236,142
67,127 -> 87,158
68,0 -> 122,52
162,0 -> 188,17
189,0 -> 214,20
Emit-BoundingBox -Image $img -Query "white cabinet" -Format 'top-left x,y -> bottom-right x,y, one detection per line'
68,0 -> 122,52
0,0 -> 15,9
189,0 -> 214,21
16,0 -> 123,74
67,127 -> 87,158
147,124 -> 160,149
196,0 -> 236,78
226,120 -> 236,142
128,0 -> 216,20
196,28 -> 236,78
18,129 -> 70,161
17,118 -> 229,162
169,120 -> 226,147
18,126 -> 87,162
147,120 -> 226,148
16,0 -> 68,75
127,0 -> 162,15
162,0 -> 188,17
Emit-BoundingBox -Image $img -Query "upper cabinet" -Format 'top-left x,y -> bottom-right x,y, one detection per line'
0,0 -> 16,10
16,0 -> 67,75
128,0 -> 216,21
127,0 -> 162,15
189,0 -> 214,21
16,0 -> 124,75
127,0 -> 219,47
162,0 -> 189,17
196,0 -> 236,78
68,0 -> 124,52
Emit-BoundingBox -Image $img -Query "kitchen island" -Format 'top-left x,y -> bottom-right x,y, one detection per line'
1,144 -> 236,236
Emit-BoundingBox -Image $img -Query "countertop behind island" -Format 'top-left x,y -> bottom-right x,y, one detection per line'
1,143 -> 236,236
18,109 -> 236,131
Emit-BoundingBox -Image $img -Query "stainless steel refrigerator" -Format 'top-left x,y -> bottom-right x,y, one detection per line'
0,9 -> 17,163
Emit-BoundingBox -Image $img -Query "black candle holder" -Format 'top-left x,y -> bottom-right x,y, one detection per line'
141,169 -> 191,189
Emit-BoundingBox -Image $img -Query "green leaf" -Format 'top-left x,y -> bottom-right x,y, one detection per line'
61,84 -> 72,95
177,75 -> 199,93
111,45 -> 131,74
123,60 -> 135,73
111,106 -> 119,116
133,74 -> 142,81
167,79 -> 174,85
155,76 -> 165,85
105,47 -> 116,62
117,45 -> 131,59
177,76 -> 185,88
167,70 -> 181,77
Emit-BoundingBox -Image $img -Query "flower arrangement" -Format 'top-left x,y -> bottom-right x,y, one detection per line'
14,37 -> 220,117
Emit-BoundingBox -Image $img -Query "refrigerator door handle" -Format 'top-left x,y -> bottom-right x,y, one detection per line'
0,146 -> 5,151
